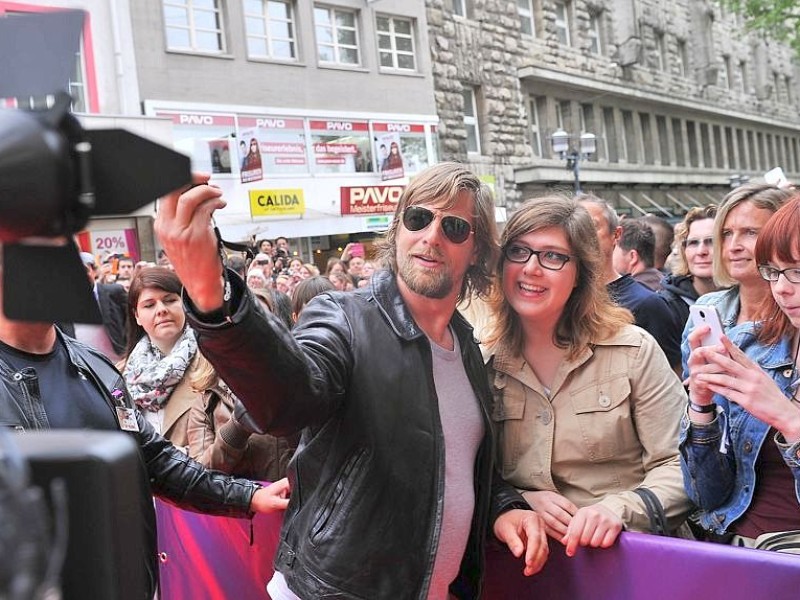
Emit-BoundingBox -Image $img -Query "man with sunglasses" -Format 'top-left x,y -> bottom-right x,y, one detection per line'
154,164 -> 547,600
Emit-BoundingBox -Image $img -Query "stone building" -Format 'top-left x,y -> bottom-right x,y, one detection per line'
429,0 -> 800,215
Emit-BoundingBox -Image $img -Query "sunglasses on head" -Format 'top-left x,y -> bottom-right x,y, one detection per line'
402,206 -> 474,244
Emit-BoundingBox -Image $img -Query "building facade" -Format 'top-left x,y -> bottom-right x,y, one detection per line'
429,0 -> 800,216
130,0 -> 438,262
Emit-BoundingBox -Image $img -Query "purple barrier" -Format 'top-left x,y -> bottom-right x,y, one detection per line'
481,532 -> 800,600
155,500 -> 800,600
155,499 -> 281,599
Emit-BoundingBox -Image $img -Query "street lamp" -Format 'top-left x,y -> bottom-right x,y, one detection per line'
551,129 -> 596,193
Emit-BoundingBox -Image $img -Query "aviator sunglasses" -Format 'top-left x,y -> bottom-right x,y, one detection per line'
402,206 -> 474,244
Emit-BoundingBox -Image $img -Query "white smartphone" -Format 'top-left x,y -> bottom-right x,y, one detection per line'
689,305 -> 725,347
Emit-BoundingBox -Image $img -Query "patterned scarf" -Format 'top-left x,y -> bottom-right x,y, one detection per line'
123,325 -> 198,412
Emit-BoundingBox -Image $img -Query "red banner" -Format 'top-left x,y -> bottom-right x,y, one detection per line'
340,185 -> 405,215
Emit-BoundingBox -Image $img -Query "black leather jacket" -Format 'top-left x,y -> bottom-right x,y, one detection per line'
0,330 -> 259,599
187,270 -> 529,599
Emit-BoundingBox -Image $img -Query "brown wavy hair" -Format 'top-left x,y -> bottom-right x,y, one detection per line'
484,195 -> 632,358
375,162 -> 498,301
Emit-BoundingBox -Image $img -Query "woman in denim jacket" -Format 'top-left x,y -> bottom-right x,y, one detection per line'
680,184 -> 792,377
681,196 -> 800,550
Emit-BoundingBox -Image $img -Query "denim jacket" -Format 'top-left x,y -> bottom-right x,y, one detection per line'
678,323 -> 800,535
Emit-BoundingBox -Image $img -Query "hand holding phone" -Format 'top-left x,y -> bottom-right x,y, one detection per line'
689,305 -> 724,347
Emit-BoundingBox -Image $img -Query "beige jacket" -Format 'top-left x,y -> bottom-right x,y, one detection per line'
487,324 -> 690,532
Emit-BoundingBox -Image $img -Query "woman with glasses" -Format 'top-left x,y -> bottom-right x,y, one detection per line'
485,196 -> 689,556
680,184 -> 792,374
659,206 -> 720,329
681,195 -> 800,551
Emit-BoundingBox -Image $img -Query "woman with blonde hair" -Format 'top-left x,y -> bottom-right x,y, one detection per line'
486,195 -> 689,556
187,354 -> 296,480
680,184 -> 792,373
659,205 -> 719,329
682,195 -> 800,551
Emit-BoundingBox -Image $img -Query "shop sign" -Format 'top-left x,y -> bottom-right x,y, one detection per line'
340,185 -> 405,215
249,189 -> 305,217
365,215 -> 391,230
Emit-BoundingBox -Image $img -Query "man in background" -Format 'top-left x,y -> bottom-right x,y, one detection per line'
612,219 -> 664,291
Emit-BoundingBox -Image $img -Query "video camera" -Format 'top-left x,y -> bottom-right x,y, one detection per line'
0,9 -> 191,324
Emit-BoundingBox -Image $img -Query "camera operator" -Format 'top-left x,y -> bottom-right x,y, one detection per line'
0,243 -> 289,599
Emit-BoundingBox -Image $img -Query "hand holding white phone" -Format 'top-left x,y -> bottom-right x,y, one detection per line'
689,305 -> 724,347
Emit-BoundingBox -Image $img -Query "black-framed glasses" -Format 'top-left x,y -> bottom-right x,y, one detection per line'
758,265 -> 800,284
503,244 -> 572,271
402,206 -> 474,244
683,237 -> 714,249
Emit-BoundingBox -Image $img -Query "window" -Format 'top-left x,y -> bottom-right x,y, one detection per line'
518,0 -> 535,36
700,123 -> 712,167
1,4 -> 98,112
452,0 -> 467,17
713,125 -> 724,168
463,87 -> 481,154
310,118 -> 372,173
377,15 -> 416,71
315,5 -> 360,65
554,1 -> 571,46
244,0 -> 296,60
163,0 -> 226,53
640,113 -> 654,164
529,97 -> 543,157
588,12 -> 603,55
602,107 -> 617,162
686,121 -> 698,167
739,60 -> 748,94
785,76 -> 793,104
622,110 -> 636,163
723,56 -> 733,90
772,71 -> 781,102
656,115 -> 669,165
677,39 -> 689,77
372,122 -> 430,174
556,100 -> 571,130
672,118 -> 684,166
654,30 -> 666,71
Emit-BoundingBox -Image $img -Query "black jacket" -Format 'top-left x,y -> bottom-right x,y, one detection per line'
187,270 -> 529,600
658,274 -> 700,331
0,330 -> 259,599
97,282 -> 128,356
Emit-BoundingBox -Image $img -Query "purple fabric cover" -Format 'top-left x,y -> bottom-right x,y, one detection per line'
155,501 -> 800,600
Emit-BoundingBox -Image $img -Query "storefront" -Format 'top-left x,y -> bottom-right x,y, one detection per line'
143,101 -> 441,269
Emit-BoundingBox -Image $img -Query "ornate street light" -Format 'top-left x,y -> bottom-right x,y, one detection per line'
551,130 -> 596,193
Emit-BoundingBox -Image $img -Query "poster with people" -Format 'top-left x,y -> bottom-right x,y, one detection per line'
208,139 -> 232,174
239,128 -> 264,183
375,132 -> 404,181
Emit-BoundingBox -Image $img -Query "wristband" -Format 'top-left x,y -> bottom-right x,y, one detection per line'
688,401 -> 716,414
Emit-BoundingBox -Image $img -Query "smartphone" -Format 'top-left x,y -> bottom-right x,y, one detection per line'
350,242 -> 365,258
689,305 -> 725,347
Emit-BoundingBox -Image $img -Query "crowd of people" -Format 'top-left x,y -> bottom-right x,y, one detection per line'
6,160 -> 800,598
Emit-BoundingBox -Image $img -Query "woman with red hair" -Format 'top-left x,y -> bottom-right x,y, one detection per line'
682,194 -> 800,551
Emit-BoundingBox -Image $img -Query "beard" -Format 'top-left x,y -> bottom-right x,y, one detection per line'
397,251 -> 455,299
